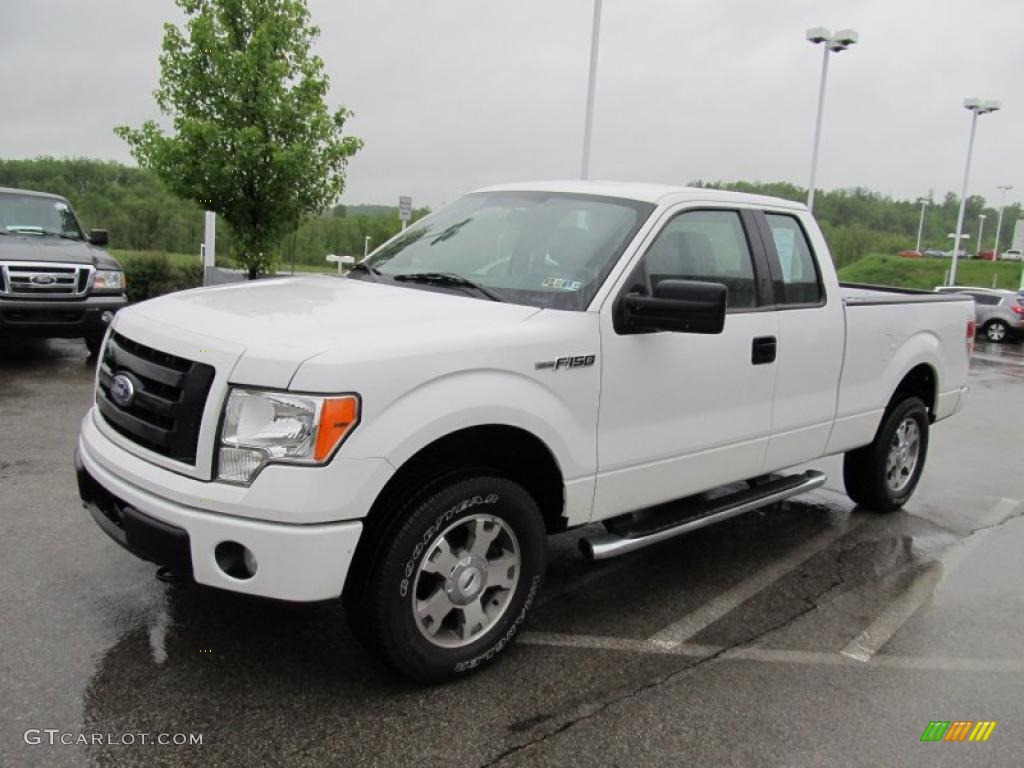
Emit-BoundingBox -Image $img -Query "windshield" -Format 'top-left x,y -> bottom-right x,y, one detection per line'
361,191 -> 654,310
0,192 -> 83,239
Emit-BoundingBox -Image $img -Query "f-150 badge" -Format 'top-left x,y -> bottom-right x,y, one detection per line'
535,355 -> 596,371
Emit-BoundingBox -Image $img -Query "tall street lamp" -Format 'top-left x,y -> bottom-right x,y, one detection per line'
580,0 -> 603,180
949,98 -> 1000,285
993,184 -> 1013,258
975,214 -> 987,258
915,197 -> 929,253
363,236 -> 372,260
805,27 -> 858,211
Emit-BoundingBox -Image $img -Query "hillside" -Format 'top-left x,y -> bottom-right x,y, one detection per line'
837,255 -> 1023,291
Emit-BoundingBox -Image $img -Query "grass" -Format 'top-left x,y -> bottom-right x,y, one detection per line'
838,254 -> 1024,291
109,248 -> 336,276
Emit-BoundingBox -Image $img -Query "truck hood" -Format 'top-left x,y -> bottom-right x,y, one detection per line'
0,234 -> 118,268
119,275 -> 542,388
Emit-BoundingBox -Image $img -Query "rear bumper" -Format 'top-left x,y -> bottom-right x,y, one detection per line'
0,294 -> 126,337
77,434 -> 365,602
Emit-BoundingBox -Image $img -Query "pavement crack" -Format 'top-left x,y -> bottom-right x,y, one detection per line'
965,502 -> 1024,537
481,566 -> 847,768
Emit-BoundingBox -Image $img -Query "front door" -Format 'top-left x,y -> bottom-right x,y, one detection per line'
593,206 -> 778,520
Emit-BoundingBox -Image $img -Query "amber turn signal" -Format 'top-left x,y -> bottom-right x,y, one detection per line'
314,396 -> 360,461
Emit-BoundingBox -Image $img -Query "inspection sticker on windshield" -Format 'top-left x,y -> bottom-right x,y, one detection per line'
541,277 -> 581,291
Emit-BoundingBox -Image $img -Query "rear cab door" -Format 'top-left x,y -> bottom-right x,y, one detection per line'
749,209 -> 846,471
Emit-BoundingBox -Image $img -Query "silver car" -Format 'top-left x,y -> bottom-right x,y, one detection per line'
934,286 -> 1024,342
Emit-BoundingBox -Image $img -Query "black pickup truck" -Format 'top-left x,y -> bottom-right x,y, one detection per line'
0,186 -> 126,355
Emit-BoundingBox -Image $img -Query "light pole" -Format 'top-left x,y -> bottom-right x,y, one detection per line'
363,236 -> 372,260
580,0 -> 603,180
805,27 -> 858,211
993,184 -> 1013,258
975,214 -> 987,258
949,98 -> 1000,285
915,197 -> 929,253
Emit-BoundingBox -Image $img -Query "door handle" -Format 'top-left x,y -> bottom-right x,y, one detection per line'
752,336 -> 777,365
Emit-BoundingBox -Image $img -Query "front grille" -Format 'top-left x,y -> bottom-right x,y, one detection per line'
96,332 -> 215,465
0,261 -> 94,298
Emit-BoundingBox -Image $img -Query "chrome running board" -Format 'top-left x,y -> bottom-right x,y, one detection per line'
580,470 -> 827,560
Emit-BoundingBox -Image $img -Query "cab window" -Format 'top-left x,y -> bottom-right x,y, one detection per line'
640,209 -> 758,309
764,214 -> 823,305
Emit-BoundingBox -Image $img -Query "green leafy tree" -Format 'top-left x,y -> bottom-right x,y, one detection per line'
115,0 -> 362,277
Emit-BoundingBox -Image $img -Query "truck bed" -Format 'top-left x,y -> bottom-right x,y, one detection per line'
839,282 -> 973,306
826,282 -> 973,458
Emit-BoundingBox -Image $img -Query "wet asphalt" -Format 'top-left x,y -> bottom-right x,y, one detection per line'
1,337 -> 1023,767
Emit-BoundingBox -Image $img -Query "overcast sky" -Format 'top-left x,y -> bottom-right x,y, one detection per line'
2,0 -> 1022,210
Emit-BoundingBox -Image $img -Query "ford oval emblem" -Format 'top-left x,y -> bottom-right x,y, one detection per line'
32,274 -> 57,285
110,374 -> 135,407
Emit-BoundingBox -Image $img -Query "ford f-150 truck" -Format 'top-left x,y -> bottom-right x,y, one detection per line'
0,186 -> 126,355
76,182 -> 973,682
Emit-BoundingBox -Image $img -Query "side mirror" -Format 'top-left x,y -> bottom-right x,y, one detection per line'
619,279 -> 727,334
89,229 -> 109,246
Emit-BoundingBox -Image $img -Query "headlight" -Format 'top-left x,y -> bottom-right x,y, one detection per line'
216,389 -> 360,484
93,270 -> 124,291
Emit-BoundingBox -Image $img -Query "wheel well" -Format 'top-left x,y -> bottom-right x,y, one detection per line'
889,364 -> 937,421
367,425 -> 566,538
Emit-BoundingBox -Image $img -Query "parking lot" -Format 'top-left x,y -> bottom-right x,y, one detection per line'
2,338 -> 1023,767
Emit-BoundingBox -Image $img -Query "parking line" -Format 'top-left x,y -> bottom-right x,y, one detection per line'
841,498 -> 1022,663
648,518 -> 864,647
840,561 -> 944,662
518,631 -> 1024,674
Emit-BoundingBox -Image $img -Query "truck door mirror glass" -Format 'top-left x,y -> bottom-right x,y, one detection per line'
89,229 -> 109,246
619,279 -> 727,334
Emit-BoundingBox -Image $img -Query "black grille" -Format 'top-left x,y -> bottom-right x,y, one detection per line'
96,332 -> 215,465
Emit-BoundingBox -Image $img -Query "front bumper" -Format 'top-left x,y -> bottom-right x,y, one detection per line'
0,294 -> 126,337
77,416 -> 373,602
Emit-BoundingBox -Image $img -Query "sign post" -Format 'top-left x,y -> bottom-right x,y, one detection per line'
202,211 -> 216,286
398,196 -> 412,230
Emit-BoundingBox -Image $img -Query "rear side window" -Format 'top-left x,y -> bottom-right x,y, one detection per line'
764,214 -> 823,305
642,209 -> 758,308
970,293 -> 1000,306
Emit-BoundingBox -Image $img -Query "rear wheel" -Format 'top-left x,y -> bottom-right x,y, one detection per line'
347,474 -> 546,683
984,320 -> 1009,343
843,397 -> 929,512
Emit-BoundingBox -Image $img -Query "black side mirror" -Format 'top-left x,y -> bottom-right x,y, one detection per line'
89,229 -> 109,246
619,279 -> 727,334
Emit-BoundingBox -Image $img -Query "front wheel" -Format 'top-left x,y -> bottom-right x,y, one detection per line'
984,320 -> 1009,343
843,397 -> 929,512
350,474 -> 546,683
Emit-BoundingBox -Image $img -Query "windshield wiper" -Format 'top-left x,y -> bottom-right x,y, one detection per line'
347,261 -> 380,281
391,272 -> 504,302
40,230 -> 81,241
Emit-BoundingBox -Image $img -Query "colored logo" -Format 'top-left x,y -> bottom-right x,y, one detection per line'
921,721 -> 997,742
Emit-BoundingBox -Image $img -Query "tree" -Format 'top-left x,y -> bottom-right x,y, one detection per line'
115,0 -> 362,277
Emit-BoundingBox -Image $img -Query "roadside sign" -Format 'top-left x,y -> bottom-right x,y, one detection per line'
398,196 -> 412,222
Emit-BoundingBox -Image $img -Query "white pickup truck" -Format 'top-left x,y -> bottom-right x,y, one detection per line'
76,182 -> 973,682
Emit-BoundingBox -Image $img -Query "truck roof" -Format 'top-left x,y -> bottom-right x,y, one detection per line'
475,180 -> 806,210
0,186 -> 68,201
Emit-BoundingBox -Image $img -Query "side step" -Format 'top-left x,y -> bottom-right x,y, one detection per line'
579,470 -> 827,560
